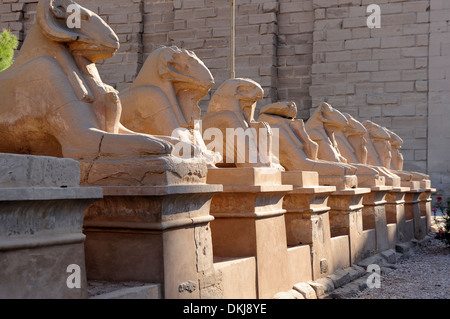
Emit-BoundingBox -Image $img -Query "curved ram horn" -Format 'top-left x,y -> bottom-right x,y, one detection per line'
157,46 -> 178,78
37,0 -> 78,42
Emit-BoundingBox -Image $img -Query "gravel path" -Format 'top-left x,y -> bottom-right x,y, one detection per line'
351,235 -> 450,299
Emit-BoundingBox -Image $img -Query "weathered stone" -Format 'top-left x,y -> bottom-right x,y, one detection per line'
83,184 -> 222,299
327,269 -> 351,289
1,0 -> 441,195
315,277 -> 335,292
307,278 -> 334,298
320,258 -> 329,275
202,78 -> 280,168
0,154 -> 102,299
120,45 -> 218,167
380,249 -> 397,264
293,282 -> 317,299
0,154 -> 80,188
395,242 -> 411,253
282,172 -> 336,280
347,265 -> 366,281
207,167 -> 293,299
0,0 -> 440,301
330,282 -> 361,299
288,289 -> 305,299
0,0 -> 210,188
273,291 -> 296,299
306,103 -> 388,188
354,275 -> 369,291
357,254 -> 385,269
328,188 -> 372,265
307,281 -> 326,297
418,234 -> 433,246
259,101 -> 298,119
260,102 -> 361,184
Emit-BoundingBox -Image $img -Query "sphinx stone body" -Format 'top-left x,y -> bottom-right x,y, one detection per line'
258,102 -> 358,176
305,103 -> 383,186
120,46 -> 215,135
334,113 -> 368,165
120,46 -> 219,166
365,120 -> 430,185
331,114 -> 400,186
0,0 -> 207,185
385,128 -> 404,171
202,78 -> 279,168
363,120 -> 393,169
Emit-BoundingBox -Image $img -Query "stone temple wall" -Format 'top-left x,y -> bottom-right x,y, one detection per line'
0,0 -> 314,117
1,0 -> 450,196
428,0 -> 450,196
309,0 -> 430,175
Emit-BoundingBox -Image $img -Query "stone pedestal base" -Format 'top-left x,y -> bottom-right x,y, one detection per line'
318,175 -> 358,189
207,167 -> 293,299
0,154 -> 102,299
419,188 -> 436,234
83,184 -> 222,299
384,174 -> 401,188
356,174 -> 386,188
405,187 -> 425,240
385,187 -> 409,243
213,257 -> 257,299
328,187 -> 371,265
418,179 -> 431,190
79,156 -> 208,186
362,186 -> 392,253
281,171 -> 336,280
401,180 -> 421,190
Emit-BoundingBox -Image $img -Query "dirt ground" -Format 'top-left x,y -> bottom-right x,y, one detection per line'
351,232 -> 449,299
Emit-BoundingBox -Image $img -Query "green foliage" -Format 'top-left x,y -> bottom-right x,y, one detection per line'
0,29 -> 19,72
432,196 -> 450,247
